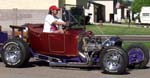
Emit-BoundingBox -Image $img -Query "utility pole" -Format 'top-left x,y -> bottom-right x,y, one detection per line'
126,0 -> 131,28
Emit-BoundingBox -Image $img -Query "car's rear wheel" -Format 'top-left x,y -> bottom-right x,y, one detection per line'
127,43 -> 149,69
100,46 -> 128,74
1,38 -> 30,67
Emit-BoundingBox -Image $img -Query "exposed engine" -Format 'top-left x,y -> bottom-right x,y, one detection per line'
78,36 -> 102,64
79,36 -> 102,52
78,33 -> 123,64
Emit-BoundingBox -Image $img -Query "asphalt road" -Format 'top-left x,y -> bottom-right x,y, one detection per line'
0,59 -> 150,78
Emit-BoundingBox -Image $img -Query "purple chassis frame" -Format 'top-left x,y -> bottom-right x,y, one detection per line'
29,48 -> 100,65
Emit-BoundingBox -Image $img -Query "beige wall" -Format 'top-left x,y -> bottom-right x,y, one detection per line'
0,0 -> 89,9
94,1 -> 114,22
65,0 -> 77,5
0,0 -> 60,32
85,0 -> 114,23
0,0 -> 59,9
65,0 -> 88,8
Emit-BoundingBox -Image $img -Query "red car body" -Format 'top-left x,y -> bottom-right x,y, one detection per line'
28,24 -> 84,57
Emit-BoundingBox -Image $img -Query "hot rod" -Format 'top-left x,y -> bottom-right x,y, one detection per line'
1,5 -> 149,74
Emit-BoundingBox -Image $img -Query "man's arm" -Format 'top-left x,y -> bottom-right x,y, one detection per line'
53,21 -> 66,26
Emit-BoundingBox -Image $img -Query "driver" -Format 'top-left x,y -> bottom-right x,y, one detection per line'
43,5 -> 66,33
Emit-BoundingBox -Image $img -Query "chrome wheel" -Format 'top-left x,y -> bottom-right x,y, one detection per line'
2,38 -> 30,67
102,48 -> 124,73
4,42 -> 21,65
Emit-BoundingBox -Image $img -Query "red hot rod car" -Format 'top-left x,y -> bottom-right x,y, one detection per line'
1,5 -> 149,74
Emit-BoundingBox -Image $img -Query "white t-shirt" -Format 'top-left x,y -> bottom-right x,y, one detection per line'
43,14 -> 64,32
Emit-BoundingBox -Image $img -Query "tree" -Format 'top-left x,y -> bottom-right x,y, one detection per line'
120,0 -> 129,6
131,0 -> 150,13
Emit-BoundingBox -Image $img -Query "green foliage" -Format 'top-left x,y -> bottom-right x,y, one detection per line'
120,0 -> 127,6
131,0 -> 150,13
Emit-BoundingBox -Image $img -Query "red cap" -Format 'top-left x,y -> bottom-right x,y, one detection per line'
49,5 -> 60,11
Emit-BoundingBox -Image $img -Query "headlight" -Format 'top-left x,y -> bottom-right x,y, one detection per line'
103,41 -> 111,47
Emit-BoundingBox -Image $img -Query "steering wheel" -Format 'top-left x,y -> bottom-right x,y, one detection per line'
62,7 -> 79,30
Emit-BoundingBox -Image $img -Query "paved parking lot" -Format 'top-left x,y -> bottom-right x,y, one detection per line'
0,59 -> 150,78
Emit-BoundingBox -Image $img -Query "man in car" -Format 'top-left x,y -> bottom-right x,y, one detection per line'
43,5 -> 66,33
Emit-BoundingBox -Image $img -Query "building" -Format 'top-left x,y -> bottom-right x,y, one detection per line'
0,0 -> 114,31
64,0 -> 114,23
86,0 -> 114,23
114,0 -> 134,23
0,0 -> 62,31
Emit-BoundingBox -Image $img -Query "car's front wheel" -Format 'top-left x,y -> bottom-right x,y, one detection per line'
1,38 -> 30,67
100,46 -> 128,74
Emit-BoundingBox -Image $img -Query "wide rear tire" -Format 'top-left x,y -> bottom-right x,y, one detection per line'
1,38 -> 30,67
100,46 -> 128,74
127,43 -> 149,69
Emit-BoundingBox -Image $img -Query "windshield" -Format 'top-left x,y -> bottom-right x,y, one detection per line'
62,4 -> 85,29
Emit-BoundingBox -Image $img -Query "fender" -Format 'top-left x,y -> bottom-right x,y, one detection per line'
102,36 -> 122,47
110,36 -> 122,47
0,32 -> 8,43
